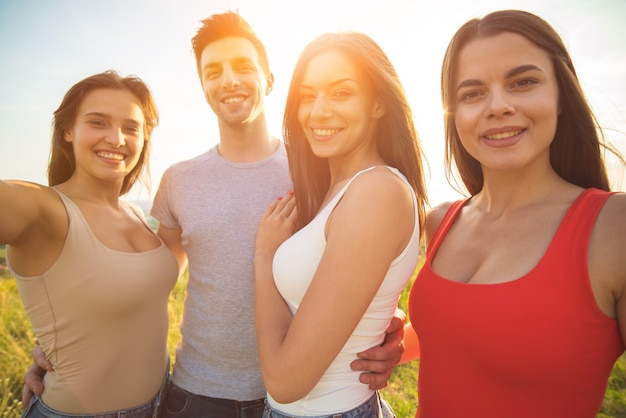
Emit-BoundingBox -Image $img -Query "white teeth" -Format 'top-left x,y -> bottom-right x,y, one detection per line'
313,129 -> 340,136
98,152 -> 124,161
485,130 -> 522,140
223,96 -> 244,104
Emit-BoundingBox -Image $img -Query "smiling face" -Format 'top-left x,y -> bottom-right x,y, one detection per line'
199,36 -> 273,128
453,32 -> 560,175
64,88 -> 145,186
296,50 -> 384,161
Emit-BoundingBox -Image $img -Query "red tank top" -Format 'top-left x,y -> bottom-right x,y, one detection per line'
408,188 -> 624,418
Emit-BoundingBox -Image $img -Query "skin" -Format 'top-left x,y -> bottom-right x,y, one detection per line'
401,32 -> 626,364
254,50 -> 415,403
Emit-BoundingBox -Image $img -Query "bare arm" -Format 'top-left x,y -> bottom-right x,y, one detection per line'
156,224 -> 188,277
255,170 -> 415,403
399,323 -> 420,364
0,180 -> 66,276
588,193 -> 626,345
0,181 -> 49,245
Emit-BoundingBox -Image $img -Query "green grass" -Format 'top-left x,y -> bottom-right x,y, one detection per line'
1,245 -> 625,417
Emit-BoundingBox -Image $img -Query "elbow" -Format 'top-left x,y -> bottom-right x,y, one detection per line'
263,373 -> 313,404
266,386 -> 307,405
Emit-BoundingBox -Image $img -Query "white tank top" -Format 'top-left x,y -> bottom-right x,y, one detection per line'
268,166 -> 420,415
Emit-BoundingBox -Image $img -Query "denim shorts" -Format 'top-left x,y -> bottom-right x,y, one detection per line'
21,368 -> 169,418
262,391 -> 396,418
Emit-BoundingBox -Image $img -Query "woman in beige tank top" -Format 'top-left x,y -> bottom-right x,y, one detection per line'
0,71 -> 178,417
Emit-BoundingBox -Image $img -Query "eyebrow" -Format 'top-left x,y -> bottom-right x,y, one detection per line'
83,112 -> 141,125
83,111 -> 110,119
204,57 -> 254,69
455,64 -> 544,91
299,77 -> 357,90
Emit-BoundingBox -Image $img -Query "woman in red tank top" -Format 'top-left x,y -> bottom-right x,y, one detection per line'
402,9 -> 626,418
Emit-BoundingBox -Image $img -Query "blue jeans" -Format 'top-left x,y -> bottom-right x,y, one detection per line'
159,382 -> 264,418
21,365 -> 169,418
262,392 -> 396,418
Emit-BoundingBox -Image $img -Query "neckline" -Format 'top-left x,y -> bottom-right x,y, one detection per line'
53,189 -> 166,255
428,188 -> 594,287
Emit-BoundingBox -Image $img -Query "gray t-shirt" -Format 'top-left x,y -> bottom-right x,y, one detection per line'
151,142 -> 291,400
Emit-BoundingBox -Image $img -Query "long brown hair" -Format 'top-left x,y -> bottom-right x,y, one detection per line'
283,32 -> 428,232
48,70 -> 159,196
441,9 -> 624,195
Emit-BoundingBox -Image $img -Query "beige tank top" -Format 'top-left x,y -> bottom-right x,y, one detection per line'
9,190 -> 178,413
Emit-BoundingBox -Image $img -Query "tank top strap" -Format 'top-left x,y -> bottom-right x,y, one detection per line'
51,188 -> 91,231
426,198 -> 468,258
549,188 -> 615,256
318,166 -> 381,217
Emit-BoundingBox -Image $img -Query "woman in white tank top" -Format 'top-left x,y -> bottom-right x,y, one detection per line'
254,32 -> 428,418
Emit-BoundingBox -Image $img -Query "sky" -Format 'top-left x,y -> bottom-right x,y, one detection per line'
1,0 -> 625,205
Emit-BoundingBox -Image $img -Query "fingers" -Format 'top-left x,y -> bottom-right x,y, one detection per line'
386,309 -> 406,333
32,344 -> 54,371
351,315 -> 405,389
358,367 -> 393,390
256,192 -> 298,259
21,362 -> 47,407
262,192 -> 296,221
273,192 -> 297,218
21,384 -> 34,409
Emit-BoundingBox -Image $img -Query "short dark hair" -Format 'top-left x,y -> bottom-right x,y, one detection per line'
191,11 -> 270,79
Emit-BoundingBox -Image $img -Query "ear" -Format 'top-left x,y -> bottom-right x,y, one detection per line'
64,130 -> 74,143
265,72 -> 275,96
371,99 -> 386,119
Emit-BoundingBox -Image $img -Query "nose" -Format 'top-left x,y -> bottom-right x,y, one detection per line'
309,95 -> 332,120
221,67 -> 240,90
487,89 -> 515,119
105,128 -> 126,148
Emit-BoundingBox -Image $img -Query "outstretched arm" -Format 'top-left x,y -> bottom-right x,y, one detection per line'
0,181 -> 48,245
0,180 -> 66,275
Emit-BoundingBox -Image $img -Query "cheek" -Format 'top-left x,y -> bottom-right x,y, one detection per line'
132,137 -> 146,154
202,81 -> 218,102
454,109 -> 476,139
296,104 -> 309,128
